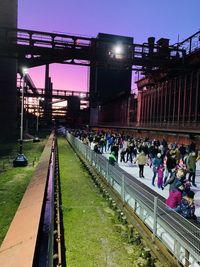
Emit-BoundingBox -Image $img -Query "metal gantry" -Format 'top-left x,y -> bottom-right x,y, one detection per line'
0,27 -> 185,71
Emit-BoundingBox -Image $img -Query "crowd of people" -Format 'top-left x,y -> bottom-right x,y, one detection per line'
70,129 -> 199,220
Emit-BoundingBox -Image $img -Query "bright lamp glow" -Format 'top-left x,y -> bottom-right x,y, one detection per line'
114,45 -> 123,55
22,67 -> 28,75
80,93 -> 85,98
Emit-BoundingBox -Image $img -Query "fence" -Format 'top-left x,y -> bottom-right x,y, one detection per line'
67,132 -> 200,267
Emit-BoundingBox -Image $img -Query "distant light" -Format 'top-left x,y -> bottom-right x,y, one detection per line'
22,67 -> 28,75
114,45 -> 123,55
80,93 -> 85,98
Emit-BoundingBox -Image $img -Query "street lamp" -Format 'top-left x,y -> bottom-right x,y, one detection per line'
13,67 -> 28,167
112,44 -> 124,59
33,97 -> 41,142
114,45 -> 123,55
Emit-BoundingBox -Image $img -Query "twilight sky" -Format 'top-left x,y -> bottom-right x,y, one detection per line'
18,0 -> 200,92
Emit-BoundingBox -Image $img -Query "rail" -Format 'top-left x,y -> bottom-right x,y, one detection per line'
0,133 -> 64,267
67,132 -> 200,267
37,135 -> 63,267
17,87 -> 89,100
178,30 -> 200,55
92,122 -> 200,135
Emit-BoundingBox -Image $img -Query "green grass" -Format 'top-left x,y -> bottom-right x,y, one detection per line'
58,137 -> 151,267
0,137 -> 48,244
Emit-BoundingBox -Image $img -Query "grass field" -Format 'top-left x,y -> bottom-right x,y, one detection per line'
58,137 -> 154,267
0,137 -> 48,244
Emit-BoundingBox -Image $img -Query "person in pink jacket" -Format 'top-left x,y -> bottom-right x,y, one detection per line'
157,164 -> 164,188
165,183 -> 183,209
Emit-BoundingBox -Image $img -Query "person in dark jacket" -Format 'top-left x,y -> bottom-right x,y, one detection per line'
151,153 -> 162,186
186,151 -> 197,187
179,144 -> 186,161
164,152 -> 177,184
176,191 -> 196,220
111,142 -> 119,161
163,168 -> 185,191
120,148 -> 126,163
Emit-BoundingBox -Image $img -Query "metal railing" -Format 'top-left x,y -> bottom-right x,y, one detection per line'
67,132 -> 200,267
36,135 -> 63,267
48,136 -> 63,267
178,30 -> 200,55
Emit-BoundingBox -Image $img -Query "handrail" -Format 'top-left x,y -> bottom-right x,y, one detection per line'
0,133 -> 54,267
53,138 -> 63,267
0,133 -> 64,267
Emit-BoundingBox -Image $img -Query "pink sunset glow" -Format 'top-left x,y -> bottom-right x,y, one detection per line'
29,64 -> 88,92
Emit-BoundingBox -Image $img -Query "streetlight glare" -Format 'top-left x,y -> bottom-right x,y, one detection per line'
22,67 -> 28,75
113,45 -> 123,55
80,93 -> 85,98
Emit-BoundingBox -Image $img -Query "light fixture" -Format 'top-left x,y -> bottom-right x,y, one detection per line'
112,44 -> 124,59
114,45 -> 123,55
13,67 -> 29,167
22,67 -> 28,75
80,93 -> 85,99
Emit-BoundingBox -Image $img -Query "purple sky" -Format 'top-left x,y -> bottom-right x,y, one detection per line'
18,0 -> 200,91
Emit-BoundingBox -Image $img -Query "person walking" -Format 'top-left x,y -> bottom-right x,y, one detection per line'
186,151 -> 197,187
164,152 -> 177,184
108,151 -> 117,166
120,148 -> 126,163
157,164 -> 164,188
135,150 -> 147,178
151,153 -> 162,186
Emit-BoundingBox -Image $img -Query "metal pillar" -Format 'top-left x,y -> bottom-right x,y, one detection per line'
146,93 -> 149,124
144,93 -> 147,125
150,89 -> 153,124
172,78 -> 176,124
188,72 -> 193,123
160,82 -> 164,125
153,89 -> 156,125
163,81 -> 167,124
156,85 -> 160,124
167,79 -> 172,124
177,76 -> 181,124
182,74 -> 187,125
194,71 -> 199,123
44,64 -> 52,126
140,92 -> 144,124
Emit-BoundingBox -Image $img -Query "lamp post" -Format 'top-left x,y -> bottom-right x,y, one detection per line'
19,68 -> 28,152
33,97 -> 41,142
13,67 -> 28,167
